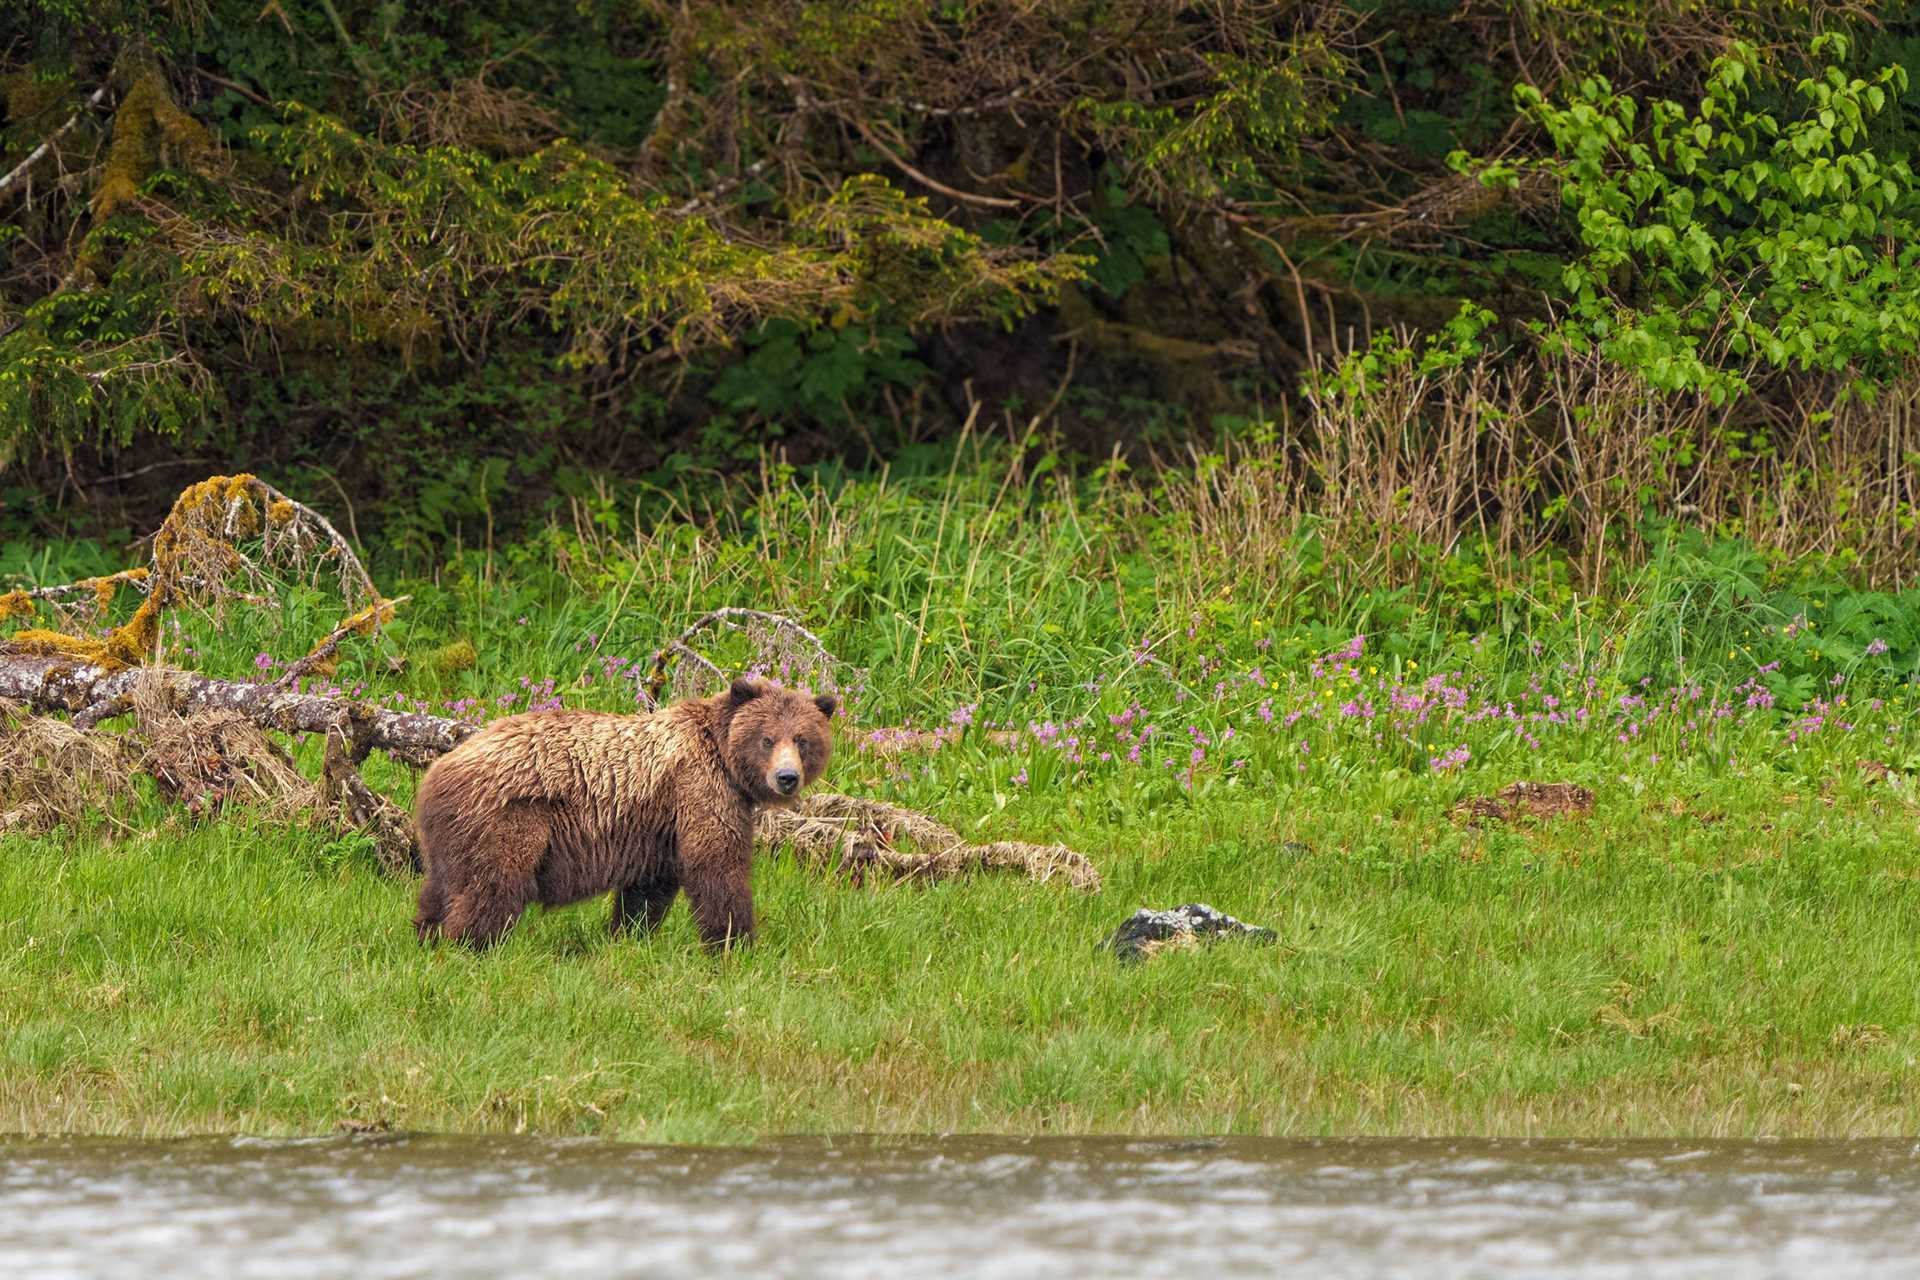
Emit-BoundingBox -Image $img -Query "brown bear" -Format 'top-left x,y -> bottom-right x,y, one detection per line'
412,677 -> 835,950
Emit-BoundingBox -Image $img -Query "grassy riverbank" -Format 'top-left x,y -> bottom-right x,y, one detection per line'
3,452 -> 1919,1139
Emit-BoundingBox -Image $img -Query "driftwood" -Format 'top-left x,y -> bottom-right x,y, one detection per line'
760,791 -> 1101,890
0,654 -> 473,765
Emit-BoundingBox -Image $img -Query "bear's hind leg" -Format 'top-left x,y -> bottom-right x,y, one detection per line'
610,870 -> 681,938
436,804 -> 549,949
414,874 -> 451,941
441,884 -> 532,949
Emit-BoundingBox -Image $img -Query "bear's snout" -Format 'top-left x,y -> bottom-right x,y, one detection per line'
765,740 -> 805,796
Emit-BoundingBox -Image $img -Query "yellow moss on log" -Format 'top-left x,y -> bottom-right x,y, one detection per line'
0,591 -> 34,622
3,628 -> 115,665
4,476 -> 263,670
344,598 -> 399,636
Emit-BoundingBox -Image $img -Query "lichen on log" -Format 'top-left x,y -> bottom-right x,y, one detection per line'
0,655 -> 473,766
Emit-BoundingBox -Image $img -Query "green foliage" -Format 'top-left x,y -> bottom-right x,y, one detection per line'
710,319 -> 927,429
1474,35 -> 1920,398
1082,198 -> 1172,300
7,0 -> 1920,561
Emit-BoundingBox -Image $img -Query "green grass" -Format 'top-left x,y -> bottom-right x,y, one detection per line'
3,452 -> 1919,1139
4,758 -> 1918,1140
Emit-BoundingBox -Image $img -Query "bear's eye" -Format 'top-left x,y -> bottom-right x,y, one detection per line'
761,736 -> 773,749
795,737 -> 809,751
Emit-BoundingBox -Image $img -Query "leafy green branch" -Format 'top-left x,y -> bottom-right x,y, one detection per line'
1461,34 -> 1920,400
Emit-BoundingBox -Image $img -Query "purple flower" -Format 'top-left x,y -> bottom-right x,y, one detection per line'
1866,638 -> 1890,657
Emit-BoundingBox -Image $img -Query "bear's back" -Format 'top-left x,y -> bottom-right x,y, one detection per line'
427,706 -> 705,824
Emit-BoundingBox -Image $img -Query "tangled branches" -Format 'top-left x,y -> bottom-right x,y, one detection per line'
642,607 -> 850,707
0,473 -> 388,673
643,1 -> 1361,210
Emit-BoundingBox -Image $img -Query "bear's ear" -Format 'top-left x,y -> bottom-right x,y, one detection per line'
814,694 -> 838,719
729,677 -> 763,704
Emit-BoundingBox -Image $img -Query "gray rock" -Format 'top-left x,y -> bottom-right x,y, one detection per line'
1101,903 -> 1277,962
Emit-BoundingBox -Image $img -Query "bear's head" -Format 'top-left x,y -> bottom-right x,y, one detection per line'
720,677 -> 836,804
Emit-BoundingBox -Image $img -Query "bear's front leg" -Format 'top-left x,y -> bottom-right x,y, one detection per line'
677,818 -> 755,950
610,870 -> 680,937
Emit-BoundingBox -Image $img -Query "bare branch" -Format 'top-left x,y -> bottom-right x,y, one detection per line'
4,568 -> 151,604
0,85 -> 110,201
274,596 -> 410,690
642,607 -> 839,704
850,118 -> 1022,210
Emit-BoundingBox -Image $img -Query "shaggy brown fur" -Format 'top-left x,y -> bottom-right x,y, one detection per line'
413,678 -> 834,950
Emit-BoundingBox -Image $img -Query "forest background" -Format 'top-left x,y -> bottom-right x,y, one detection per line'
3,0 -> 1918,582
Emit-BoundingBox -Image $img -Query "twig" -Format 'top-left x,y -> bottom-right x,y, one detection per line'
82,458 -> 216,487
0,85 -> 110,201
672,157 -> 773,217
274,596 -> 409,690
850,119 -> 1021,210
642,607 -> 835,703
192,68 -> 271,107
4,569 -> 273,611
5,568 -> 151,603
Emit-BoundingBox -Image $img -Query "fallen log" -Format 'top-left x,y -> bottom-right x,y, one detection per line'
762,791 -> 1100,890
0,654 -> 472,765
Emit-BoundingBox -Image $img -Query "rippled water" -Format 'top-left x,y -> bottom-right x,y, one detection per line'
4,1135 -> 1920,1278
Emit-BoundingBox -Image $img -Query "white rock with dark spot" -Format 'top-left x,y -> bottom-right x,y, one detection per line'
1101,903 -> 1277,962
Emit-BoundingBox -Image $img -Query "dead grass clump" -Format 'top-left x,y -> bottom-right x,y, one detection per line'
759,791 -> 1100,890
0,700 -> 137,833
1453,780 -> 1596,827
130,679 -> 311,819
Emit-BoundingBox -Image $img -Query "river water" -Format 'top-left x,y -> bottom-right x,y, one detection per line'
3,1134 -> 1918,1278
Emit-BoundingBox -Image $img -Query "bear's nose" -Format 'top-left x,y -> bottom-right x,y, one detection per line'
774,768 -> 800,794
